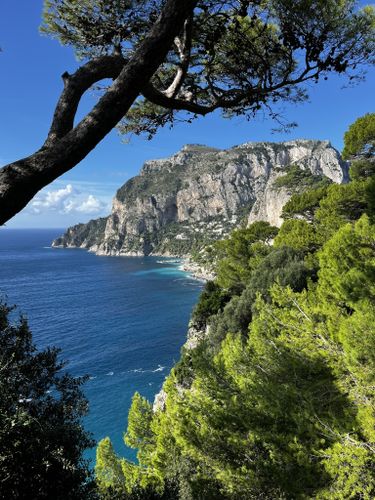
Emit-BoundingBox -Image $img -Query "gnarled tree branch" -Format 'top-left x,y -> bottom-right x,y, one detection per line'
0,0 -> 198,225
44,54 -> 127,147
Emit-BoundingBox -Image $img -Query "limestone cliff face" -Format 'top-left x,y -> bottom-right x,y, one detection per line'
52,140 -> 348,256
247,139 -> 348,226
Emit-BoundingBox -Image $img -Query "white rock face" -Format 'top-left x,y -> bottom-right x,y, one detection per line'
247,140 -> 348,226
153,389 -> 167,413
53,140 -> 348,254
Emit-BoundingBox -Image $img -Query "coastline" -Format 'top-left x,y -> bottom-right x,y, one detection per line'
179,258 -> 215,282
51,240 -> 211,418
52,241 -> 214,282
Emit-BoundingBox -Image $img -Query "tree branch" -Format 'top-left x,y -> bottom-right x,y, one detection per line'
0,0 -> 198,225
44,54 -> 127,147
142,83 -> 216,115
163,15 -> 193,99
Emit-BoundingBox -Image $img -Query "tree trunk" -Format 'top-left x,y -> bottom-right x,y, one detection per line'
0,0 -> 198,225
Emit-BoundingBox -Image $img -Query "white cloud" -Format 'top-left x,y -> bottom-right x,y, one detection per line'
28,184 -> 108,216
30,184 -> 75,214
77,195 -> 106,213
65,194 -> 106,214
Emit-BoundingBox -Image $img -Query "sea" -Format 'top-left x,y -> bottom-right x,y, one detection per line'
0,228 -> 203,464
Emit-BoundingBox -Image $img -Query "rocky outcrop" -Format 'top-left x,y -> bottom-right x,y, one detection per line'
52,217 -> 108,251
180,258 -> 216,281
53,140 -> 348,255
152,320 -> 211,412
247,139 -> 348,226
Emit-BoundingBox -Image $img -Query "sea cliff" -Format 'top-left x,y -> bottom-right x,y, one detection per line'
53,140 -> 348,256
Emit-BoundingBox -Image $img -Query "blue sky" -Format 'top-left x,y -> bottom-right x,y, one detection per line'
1,0 -> 374,228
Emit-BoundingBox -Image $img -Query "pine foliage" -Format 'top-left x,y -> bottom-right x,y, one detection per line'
95,113 -> 375,499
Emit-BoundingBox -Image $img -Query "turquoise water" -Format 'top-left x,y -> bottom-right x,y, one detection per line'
0,229 -> 202,464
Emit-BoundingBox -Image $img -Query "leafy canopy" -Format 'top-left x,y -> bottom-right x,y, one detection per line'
214,221 -> 278,292
273,164 -> 331,190
343,112 -> 375,159
41,0 -> 375,138
343,112 -> 375,183
281,184 -> 330,221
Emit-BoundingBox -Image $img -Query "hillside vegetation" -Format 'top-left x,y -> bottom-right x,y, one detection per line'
95,114 -> 375,499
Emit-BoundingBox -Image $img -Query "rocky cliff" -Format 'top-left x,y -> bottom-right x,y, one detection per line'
52,140 -> 348,256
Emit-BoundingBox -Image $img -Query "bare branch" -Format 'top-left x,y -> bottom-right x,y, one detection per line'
44,54 -> 127,147
163,15 -> 193,98
143,83 -> 216,115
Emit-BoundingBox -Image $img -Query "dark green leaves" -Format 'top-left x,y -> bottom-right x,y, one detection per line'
0,303 -> 95,499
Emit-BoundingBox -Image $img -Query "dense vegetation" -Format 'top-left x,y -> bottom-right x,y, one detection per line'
95,114 -> 375,499
2,111 -> 374,496
273,164 -> 332,191
0,304 -> 95,499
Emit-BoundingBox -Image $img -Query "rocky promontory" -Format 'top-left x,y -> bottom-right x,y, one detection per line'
52,140 -> 348,256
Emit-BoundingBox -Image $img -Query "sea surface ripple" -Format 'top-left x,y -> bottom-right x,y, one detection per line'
0,229 -> 202,463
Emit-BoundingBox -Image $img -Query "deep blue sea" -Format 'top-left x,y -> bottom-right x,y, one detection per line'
0,229 -> 202,464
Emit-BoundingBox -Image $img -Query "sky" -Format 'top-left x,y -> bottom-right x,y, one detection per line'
0,1 -> 374,228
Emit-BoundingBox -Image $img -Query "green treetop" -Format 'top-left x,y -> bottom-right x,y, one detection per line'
215,221 -> 278,293
343,112 -> 375,180
343,112 -> 375,160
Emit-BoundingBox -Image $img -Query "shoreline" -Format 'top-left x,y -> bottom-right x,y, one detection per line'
51,242 -> 210,416
52,243 -> 214,282
179,258 -> 215,282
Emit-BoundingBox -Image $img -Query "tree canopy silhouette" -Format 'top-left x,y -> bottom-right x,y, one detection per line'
0,303 -> 95,499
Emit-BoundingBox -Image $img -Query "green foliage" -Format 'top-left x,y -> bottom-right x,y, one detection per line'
41,0 -> 375,138
249,245 -> 315,294
280,176 -> 375,246
160,218 -> 375,498
170,302 -> 350,498
273,164 -> 331,191
96,437 -> 126,498
41,0 -> 158,59
0,303 -> 95,499
274,218 -> 319,252
344,112 -> 375,186
96,393 -> 166,498
215,221 -> 278,293
349,158 -> 375,180
124,393 -> 154,456
315,180 -> 371,239
320,442 -> 375,500
192,281 -> 231,329
281,184 -> 330,221
318,215 -> 375,307
207,246 -> 315,349
343,112 -> 375,159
